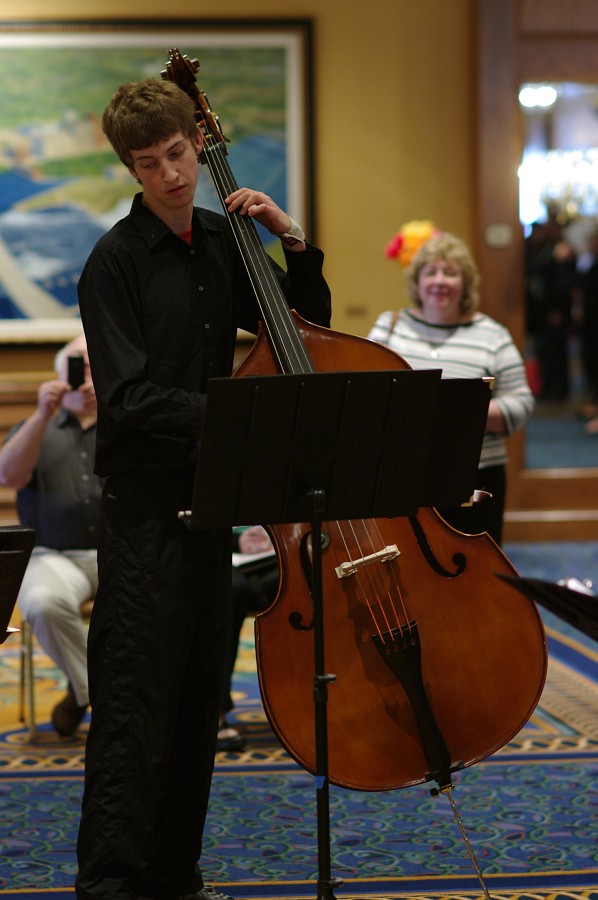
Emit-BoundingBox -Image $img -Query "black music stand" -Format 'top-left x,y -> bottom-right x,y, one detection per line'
188,369 -> 491,900
0,526 -> 36,643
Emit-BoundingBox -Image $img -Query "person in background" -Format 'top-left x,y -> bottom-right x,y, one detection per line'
368,225 -> 534,545
571,226 -> 598,434
524,209 -> 576,402
76,77 -> 331,900
218,525 -> 278,752
0,334 -> 101,737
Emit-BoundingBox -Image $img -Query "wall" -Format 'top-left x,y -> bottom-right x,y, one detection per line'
0,0 -> 475,337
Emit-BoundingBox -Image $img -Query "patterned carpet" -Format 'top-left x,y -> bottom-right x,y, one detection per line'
0,541 -> 597,900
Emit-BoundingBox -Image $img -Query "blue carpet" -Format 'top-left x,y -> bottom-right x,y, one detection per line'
0,541 -> 597,899
525,415 -> 598,468
503,540 -> 598,591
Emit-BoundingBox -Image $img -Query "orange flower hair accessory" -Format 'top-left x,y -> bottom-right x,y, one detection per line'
384,220 -> 440,268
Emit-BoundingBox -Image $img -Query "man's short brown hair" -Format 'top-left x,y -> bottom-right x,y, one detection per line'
102,78 -> 198,169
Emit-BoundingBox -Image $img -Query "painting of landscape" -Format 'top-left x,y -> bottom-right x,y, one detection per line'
0,25 -> 309,336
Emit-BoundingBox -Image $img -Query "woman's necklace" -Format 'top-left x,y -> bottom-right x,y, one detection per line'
406,310 -> 461,359
420,322 -> 451,358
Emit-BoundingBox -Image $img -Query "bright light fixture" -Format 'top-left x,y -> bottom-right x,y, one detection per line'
519,84 -> 558,109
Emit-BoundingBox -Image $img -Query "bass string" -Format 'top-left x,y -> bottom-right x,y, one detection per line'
199,98 -> 413,639
164,50 -> 311,371
203,139 -> 312,371
327,518 -> 413,641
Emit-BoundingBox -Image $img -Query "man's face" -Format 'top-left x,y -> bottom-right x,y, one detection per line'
128,130 -> 203,224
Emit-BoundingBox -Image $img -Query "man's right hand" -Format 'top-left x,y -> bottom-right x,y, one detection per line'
0,380 -> 71,490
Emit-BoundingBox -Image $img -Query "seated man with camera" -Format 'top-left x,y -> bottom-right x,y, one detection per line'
0,333 -> 103,738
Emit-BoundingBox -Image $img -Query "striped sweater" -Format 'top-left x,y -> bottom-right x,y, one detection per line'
367,308 -> 534,468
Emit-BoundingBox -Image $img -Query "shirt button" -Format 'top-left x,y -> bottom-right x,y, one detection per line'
190,248 -> 196,255
198,285 -> 204,292
81,474 -> 90,482
204,323 -> 210,329
80,451 -> 88,459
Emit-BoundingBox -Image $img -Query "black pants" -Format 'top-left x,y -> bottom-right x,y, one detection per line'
437,464 -> 506,546
76,471 -> 230,899
221,560 -> 278,713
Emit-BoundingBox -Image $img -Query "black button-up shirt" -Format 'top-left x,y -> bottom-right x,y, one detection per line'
78,194 -> 331,477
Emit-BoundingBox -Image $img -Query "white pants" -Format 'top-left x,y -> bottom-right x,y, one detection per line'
17,548 -> 98,707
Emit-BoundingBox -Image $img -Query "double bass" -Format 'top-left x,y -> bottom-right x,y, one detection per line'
162,49 -> 547,794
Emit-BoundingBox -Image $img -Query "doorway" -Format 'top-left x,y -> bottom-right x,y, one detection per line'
519,81 -> 598,468
476,0 -> 598,540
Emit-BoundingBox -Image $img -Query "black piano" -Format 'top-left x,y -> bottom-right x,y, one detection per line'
499,574 -> 598,643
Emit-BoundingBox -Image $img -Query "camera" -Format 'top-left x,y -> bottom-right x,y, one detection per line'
67,355 -> 85,390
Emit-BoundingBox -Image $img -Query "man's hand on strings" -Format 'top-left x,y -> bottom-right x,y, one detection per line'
224,188 -> 299,241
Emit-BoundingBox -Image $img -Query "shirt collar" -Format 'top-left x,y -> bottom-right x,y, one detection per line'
129,192 -> 224,249
56,408 -> 81,429
56,408 -> 96,432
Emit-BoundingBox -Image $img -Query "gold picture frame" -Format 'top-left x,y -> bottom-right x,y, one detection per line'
0,18 -> 314,342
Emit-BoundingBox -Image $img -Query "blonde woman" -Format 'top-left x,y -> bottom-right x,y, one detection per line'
368,230 -> 534,545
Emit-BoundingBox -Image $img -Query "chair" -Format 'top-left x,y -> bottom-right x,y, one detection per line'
18,598 -> 93,740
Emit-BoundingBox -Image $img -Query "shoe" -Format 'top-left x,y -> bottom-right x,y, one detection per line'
180,888 -> 237,900
140,885 -> 238,900
216,721 -> 245,752
51,686 -> 88,737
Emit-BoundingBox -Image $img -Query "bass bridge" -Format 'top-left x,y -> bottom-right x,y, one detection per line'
335,543 -> 400,578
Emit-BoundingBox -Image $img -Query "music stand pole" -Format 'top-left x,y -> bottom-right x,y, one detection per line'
309,488 -> 343,900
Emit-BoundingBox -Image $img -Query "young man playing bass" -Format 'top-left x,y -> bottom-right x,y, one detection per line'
76,77 -> 331,900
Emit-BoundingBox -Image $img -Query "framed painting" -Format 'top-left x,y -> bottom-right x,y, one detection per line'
0,18 -> 314,342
